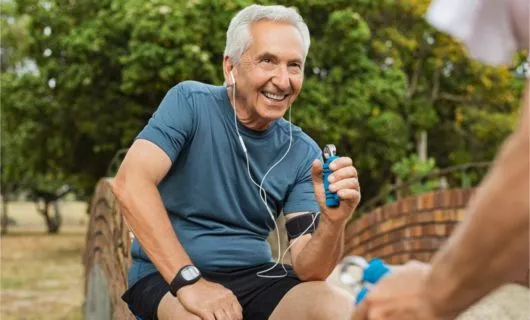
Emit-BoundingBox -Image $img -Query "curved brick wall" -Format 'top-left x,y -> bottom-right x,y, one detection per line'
344,188 -> 476,264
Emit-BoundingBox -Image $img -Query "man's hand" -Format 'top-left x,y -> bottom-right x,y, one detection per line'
177,279 -> 242,320
312,157 -> 361,224
353,261 -> 452,320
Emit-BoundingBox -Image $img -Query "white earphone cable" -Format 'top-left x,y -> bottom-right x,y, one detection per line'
230,72 -> 318,278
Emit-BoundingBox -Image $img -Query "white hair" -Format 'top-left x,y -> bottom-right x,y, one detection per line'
224,5 -> 311,64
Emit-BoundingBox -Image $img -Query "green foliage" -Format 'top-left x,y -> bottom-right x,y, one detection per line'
391,154 -> 440,196
1,0 -> 525,202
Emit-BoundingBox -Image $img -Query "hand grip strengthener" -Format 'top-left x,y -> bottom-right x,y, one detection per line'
340,256 -> 392,305
323,144 -> 340,207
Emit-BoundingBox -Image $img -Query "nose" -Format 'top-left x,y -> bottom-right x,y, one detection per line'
271,65 -> 290,92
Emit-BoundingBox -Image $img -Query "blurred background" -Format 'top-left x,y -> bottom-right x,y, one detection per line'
1,0 -> 527,319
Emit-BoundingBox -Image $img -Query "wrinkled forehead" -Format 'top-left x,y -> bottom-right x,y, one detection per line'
248,20 -> 305,59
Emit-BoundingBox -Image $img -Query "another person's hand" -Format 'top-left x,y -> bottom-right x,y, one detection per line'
353,261 -> 452,320
312,157 -> 361,224
177,279 -> 242,320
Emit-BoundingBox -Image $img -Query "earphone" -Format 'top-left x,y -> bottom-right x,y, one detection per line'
230,70 -> 236,86
229,69 -> 320,278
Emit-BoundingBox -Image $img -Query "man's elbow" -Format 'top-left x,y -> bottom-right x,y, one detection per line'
294,262 -> 331,281
298,272 -> 328,282
111,171 -> 135,215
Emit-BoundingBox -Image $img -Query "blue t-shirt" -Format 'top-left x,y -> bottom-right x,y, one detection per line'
128,81 -> 321,287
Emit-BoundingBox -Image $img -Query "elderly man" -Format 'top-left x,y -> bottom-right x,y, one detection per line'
354,0 -> 529,319
114,4 -> 357,320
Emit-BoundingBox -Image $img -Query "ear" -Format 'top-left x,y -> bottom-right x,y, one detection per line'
223,56 -> 236,86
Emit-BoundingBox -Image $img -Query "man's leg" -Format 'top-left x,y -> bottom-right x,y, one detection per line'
157,292 -> 200,320
123,272 -> 200,320
269,281 -> 354,320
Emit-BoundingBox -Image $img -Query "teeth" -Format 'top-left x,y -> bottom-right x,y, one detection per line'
263,91 -> 285,101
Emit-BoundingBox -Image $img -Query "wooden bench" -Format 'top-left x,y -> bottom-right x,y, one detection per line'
83,178 -> 529,319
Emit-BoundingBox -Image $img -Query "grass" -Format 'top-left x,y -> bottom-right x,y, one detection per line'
1,201 -> 88,320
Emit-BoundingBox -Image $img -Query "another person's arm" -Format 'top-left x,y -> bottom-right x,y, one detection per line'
424,83 -> 529,317
289,157 -> 361,281
354,83 -> 529,320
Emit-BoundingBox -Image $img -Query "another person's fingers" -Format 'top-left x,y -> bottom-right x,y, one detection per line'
353,300 -> 369,320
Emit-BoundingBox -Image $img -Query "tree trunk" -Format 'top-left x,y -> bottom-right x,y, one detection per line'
41,201 -> 62,234
1,194 -> 8,235
417,130 -> 428,162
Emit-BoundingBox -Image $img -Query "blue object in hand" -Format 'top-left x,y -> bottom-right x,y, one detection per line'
356,287 -> 369,304
355,258 -> 391,304
323,144 -> 340,207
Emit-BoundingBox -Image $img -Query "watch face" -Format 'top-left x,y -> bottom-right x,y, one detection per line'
181,266 -> 200,281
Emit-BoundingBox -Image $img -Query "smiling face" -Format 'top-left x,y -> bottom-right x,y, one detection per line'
224,20 -> 305,130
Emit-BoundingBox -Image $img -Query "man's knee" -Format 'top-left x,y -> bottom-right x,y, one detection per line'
157,292 -> 201,320
309,282 -> 354,319
284,281 -> 354,320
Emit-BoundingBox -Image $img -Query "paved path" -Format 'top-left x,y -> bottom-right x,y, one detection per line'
458,284 -> 529,320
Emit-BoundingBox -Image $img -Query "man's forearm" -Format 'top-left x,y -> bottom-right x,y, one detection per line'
425,127 -> 529,317
113,175 -> 193,284
293,216 -> 346,281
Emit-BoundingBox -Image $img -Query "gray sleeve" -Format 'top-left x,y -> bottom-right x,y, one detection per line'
136,84 -> 195,162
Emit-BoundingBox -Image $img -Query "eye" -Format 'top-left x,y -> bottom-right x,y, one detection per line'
288,63 -> 303,74
262,58 -> 272,63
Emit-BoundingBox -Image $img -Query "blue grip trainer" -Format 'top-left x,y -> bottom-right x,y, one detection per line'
355,258 -> 391,304
323,144 -> 340,207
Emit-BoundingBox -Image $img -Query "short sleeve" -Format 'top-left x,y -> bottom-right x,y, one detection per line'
136,84 -> 195,162
283,144 -> 322,214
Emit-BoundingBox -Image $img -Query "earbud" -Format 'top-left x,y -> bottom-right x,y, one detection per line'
230,70 -> 236,85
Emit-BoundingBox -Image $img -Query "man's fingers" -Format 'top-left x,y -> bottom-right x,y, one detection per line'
337,189 -> 361,202
311,159 -> 326,207
329,178 -> 360,193
197,310 -> 215,320
226,297 -> 242,320
230,301 -> 243,320
311,159 -> 323,183
328,166 -> 358,183
213,309 -> 228,320
329,156 -> 353,170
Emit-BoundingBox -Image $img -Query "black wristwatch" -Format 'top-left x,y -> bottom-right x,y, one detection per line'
169,265 -> 202,297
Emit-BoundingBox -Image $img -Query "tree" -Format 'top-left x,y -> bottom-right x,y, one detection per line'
289,0 -> 525,200
2,0 -> 525,206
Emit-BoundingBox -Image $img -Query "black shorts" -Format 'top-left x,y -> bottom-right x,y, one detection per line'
122,263 -> 302,320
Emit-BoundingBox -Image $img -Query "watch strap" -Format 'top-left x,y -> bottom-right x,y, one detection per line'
169,265 -> 201,297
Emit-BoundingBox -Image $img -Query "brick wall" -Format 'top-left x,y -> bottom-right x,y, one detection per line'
344,188 -> 476,264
